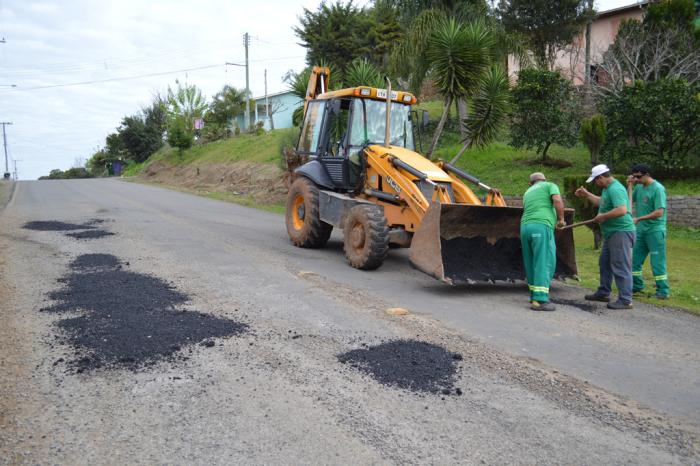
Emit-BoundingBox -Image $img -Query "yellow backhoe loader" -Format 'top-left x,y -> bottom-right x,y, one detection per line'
285,66 -> 577,284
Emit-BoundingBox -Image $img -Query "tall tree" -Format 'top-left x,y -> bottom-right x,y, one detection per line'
294,2 -> 375,74
166,79 -> 208,131
596,0 -> 700,97
424,18 -> 495,157
509,68 -> 580,161
497,0 -> 589,69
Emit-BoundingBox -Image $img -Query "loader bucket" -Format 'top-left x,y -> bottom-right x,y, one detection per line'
409,203 -> 577,284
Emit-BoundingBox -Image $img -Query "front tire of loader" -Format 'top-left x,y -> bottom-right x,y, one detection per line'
343,205 -> 389,270
285,177 -> 333,248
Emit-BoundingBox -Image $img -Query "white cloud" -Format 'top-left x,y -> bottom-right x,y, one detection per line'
0,0 -> 327,179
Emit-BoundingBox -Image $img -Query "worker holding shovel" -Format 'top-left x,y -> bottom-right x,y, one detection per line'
575,164 -> 636,309
520,172 -> 566,311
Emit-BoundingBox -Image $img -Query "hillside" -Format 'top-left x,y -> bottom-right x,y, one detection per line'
130,129 -> 296,212
130,120 -> 698,200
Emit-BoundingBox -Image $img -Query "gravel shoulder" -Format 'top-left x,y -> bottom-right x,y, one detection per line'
1,179 -> 699,465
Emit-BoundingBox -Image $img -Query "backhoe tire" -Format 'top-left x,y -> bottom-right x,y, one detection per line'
285,177 -> 333,248
343,205 -> 389,270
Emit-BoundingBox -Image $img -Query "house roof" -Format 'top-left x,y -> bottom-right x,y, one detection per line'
597,1 -> 648,19
252,90 -> 295,101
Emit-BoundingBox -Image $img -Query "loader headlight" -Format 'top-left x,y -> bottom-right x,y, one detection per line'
402,95 -> 412,103
360,88 -> 371,96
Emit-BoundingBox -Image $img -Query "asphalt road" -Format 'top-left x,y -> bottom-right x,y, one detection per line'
1,179 -> 699,465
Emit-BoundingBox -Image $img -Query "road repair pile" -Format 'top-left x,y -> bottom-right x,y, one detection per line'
23,219 -> 113,240
338,340 -> 463,395
25,219 -> 249,373
45,253 -> 248,372
22,220 -> 95,231
66,230 -> 114,240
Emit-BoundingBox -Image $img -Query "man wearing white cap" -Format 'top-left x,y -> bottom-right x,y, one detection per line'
575,164 -> 636,309
520,172 -> 566,311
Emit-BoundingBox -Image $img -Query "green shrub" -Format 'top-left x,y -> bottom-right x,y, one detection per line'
580,115 -> 606,165
167,117 -> 194,156
602,78 -> 700,172
510,68 -> 581,161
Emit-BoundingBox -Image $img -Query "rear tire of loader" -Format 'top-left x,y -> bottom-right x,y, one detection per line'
343,205 -> 389,270
285,177 -> 333,248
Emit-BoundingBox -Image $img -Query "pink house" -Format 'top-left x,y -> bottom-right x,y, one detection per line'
508,1 -> 648,85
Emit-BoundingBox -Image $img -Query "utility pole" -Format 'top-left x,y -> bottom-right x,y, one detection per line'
12,159 -> 21,181
226,32 -> 251,132
1,122 -> 12,180
264,69 -> 269,129
244,32 -> 250,132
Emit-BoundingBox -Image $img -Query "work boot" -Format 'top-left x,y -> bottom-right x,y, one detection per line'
531,301 -> 556,311
607,301 -> 633,310
654,294 -> 669,300
585,293 -> 610,302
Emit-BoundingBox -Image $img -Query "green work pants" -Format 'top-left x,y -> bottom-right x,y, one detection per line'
632,230 -> 669,297
520,223 -> 556,303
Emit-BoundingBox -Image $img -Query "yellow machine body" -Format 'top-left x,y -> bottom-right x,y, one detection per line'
286,67 -> 577,284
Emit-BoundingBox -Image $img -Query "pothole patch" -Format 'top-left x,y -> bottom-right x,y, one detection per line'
338,339 -> 462,395
66,230 -> 115,240
69,253 -> 122,270
23,220 -> 96,231
44,254 -> 247,373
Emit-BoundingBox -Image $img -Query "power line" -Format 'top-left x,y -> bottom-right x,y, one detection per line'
7,64 -> 223,91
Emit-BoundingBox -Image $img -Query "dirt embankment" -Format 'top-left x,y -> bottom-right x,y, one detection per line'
138,160 -> 289,206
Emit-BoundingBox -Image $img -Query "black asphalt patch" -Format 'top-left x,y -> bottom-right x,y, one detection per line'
550,298 -> 603,314
66,229 -> 115,240
44,254 -> 247,372
338,340 -> 462,394
69,253 -> 121,270
23,220 -> 96,231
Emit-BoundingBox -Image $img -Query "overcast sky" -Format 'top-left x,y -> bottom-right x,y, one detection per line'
1,0 -> 634,180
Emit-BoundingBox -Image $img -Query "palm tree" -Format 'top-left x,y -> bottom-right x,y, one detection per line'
344,58 -> 384,88
450,65 -> 510,164
424,18 -> 495,157
207,85 -> 247,127
166,79 -> 208,131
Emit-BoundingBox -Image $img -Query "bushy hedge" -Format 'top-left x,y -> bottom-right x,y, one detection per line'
602,78 -> 700,172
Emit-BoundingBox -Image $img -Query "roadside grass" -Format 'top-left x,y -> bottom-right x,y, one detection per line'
573,226 -> 700,315
0,181 -> 10,207
150,129 -> 295,167
122,160 -> 148,177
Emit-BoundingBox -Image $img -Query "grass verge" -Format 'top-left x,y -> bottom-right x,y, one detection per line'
573,225 -> 700,315
0,181 -> 12,209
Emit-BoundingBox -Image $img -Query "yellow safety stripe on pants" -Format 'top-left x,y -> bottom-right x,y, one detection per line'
528,285 -> 549,292
654,275 -> 668,281
632,271 -> 643,276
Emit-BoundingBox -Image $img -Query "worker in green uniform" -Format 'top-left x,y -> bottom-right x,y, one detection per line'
576,164 -> 636,309
627,163 -> 670,299
520,172 -> 566,311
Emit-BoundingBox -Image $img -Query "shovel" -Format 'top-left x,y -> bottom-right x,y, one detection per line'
558,218 -> 597,230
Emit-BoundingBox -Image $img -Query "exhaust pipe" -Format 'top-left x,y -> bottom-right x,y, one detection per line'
384,76 -> 392,148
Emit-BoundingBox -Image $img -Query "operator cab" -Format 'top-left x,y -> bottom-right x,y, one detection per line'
296,87 -> 416,192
